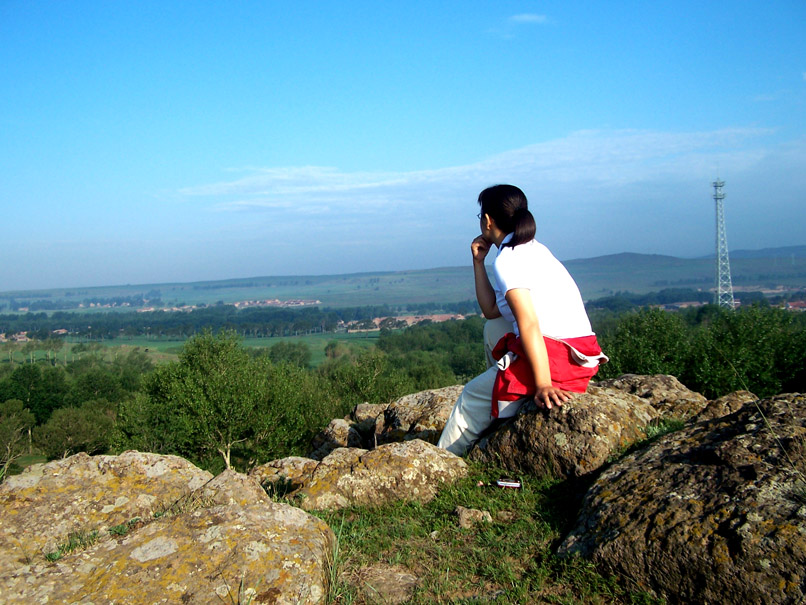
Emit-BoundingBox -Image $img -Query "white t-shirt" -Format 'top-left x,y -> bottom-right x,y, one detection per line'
492,234 -> 593,339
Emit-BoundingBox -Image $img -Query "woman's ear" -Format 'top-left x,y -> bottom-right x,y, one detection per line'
483,214 -> 494,231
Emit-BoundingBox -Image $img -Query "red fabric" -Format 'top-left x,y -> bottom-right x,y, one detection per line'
491,332 -> 604,418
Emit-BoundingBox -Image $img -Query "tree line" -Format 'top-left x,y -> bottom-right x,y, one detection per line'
2,301 -> 805,483
0,300 -> 479,341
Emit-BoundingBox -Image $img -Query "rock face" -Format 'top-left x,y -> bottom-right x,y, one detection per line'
594,373 -> 708,420
255,439 -> 468,511
307,386 -> 462,455
0,450 -> 213,567
468,385 -> 658,479
558,393 -> 806,604
298,440 -> 467,511
695,389 -> 757,422
199,467 -> 272,506
0,452 -> 333,604
250,456 -> 320,493
376,386 -> 463,445
2,502 -> 333,604
309,418 -> 363,460
351,402 -> 387,437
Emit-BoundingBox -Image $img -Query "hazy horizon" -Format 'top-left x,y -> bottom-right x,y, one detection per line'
2,243 -> 805,296
3,2 -> 804,291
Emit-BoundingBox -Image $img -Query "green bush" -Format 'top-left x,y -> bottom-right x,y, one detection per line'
321,349 -> 415,406
682,305 -> 805,398
597,304 -> 806,398
597,307 -> 691,380
34,399 -> 115,459
125,330 -> 351,472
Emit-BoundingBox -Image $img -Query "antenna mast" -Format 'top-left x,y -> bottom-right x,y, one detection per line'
713,179 -> 736,309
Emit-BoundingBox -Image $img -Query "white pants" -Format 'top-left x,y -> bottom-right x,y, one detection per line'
438,317 -> 525,455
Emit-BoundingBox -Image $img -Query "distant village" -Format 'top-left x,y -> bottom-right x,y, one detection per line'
135,298 -> 323,313
2,289 -> 805,345
8,297 -> 324,314
0,296 -> 467,342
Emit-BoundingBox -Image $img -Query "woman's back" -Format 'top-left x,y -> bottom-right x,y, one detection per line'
493,236 -> 592,339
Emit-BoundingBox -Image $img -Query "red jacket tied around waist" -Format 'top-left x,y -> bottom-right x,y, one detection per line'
490,332 -> 608,418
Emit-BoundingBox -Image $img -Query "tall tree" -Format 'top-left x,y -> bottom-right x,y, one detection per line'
145,331 -> 273,470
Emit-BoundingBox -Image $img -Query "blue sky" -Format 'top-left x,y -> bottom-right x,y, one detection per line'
2,1 -> 804,291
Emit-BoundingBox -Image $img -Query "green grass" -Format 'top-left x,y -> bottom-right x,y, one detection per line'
45,529 -> 100,562
15,453 -> 47,469
108,518 -> 141,536
309,464 -> 662,604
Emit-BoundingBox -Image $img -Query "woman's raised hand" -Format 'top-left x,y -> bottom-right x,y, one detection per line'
471,235 -> 491,264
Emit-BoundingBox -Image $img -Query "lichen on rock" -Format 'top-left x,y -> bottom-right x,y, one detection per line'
468,385 -> 658,479
0,452 -> 333,604
558,393 -> 806,604
295,439 -> 468,511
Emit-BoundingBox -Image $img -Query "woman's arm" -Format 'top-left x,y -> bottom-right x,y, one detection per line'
472,235 -> 501,319
505,288 -> 572,410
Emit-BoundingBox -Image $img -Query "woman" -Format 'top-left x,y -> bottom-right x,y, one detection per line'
437,184 -> 606,455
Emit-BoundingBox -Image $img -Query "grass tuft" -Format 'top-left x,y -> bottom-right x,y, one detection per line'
45,529 -> 100,562
108,517 -> 142,536
645,417 -> 686,441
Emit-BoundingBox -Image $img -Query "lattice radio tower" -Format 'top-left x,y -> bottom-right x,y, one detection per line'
713,179 -> 736,309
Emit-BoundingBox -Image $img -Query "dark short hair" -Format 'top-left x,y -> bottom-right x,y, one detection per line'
478,184 -> 536,248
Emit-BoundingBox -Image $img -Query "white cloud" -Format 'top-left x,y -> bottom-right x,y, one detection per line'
181,128 -> 778,215
173,128 -> 805,269
509,14 -> 548,24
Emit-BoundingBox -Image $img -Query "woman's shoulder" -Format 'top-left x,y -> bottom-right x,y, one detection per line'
497,238 -> 551,259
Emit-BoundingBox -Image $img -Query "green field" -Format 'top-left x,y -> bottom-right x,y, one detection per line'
242,331 -> 380,366
3,331 -> 381,368
0,266 -> 479,311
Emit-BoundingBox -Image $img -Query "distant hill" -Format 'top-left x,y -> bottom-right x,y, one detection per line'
1,246 -> 805,313
703,245 -> 806,260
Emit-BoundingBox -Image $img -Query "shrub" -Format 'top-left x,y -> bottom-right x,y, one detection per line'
597,308 -> 690,380
34,399 -> 115,459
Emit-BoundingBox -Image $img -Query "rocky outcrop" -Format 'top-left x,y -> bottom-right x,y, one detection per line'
0,450 -> 213,569
694,389 -> 757,422
250,456 -> 320,493
0,452 -> 333,604
198,467 -> 271,506
351,402 -> 387,437
558,393 -> 806,604
468,385 -> 658,479
309,418 -> 363,460
255,439 -> 468,511
309,386 -> 463,455
594,373 -> 708,420
2,502 -> 333,604
376,385 -> 463,445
